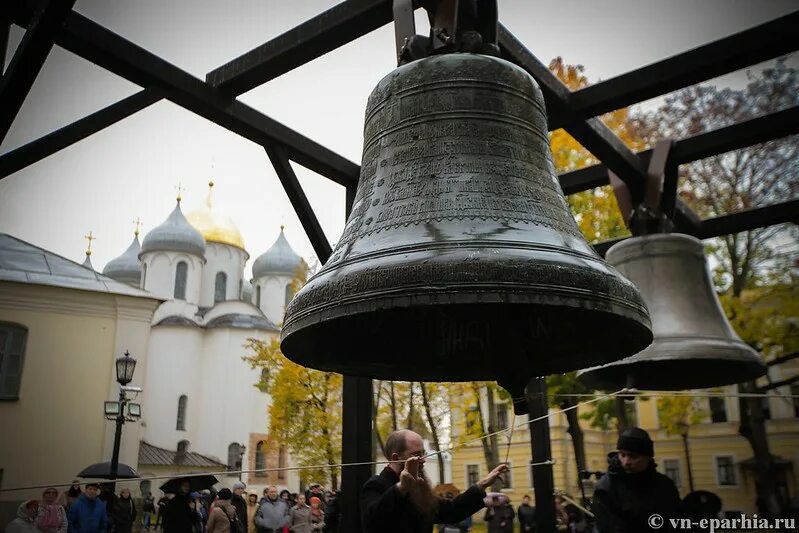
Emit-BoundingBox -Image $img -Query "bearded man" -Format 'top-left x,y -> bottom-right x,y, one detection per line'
361,429 -> 509,533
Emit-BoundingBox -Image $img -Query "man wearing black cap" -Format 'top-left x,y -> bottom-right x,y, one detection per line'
592,427 -> 681,532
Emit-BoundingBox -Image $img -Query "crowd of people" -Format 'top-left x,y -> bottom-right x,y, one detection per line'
6,481 -> 339,533
8,426 -> 732,533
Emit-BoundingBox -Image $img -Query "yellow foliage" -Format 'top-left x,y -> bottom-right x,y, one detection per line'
244,335 -> 343,487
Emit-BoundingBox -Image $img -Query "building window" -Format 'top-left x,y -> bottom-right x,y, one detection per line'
255,441 -> 267,474
139,480 -> 151,497
141,263 -> 147,289
497,403 -> 509,432
177,440 -> 189,454
238,279 -> 243,300
176,395 -> 187,431
709,397 -> 727,423
285,284 -> 294,307
174,261 -> 188,300
0,323 -> 28,400
791,384 -> 799,418
214,272 -> 227,304
663,459 -> 681,487
716,456 -> 737,486
278,446 -> 287,480
228,443 -> 241,470
256,286 -> 261,307
466,464 -> 479,487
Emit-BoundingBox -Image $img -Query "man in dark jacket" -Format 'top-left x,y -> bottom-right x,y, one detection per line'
592,427 -> 681,533
517,494 -> 535,532
164,481 -> 197,533
361,429 -> 509,533
231,482 -> 249,533
67,483 -> 108,533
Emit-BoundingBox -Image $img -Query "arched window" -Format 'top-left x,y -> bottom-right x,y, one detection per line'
176,440 -> 190,463
141,263 -> 147,289
255,441 -> 267,473
139,480 -> 151,497
228,443 -> 241,470
256,286 -> 261,308
238,279 -> 243,300
284,284 -> 294,307
174,261 -> 188,300
278,445 -> 287,480
176,395 -> 187,431
0,322 -> 28,400
214,272 -> 227,304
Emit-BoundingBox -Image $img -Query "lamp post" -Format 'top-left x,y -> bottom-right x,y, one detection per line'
237,445 -> 247,481
105,350 -> 141,491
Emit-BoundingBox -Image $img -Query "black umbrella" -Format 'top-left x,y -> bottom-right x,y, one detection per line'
159,474 -> 219,494
78,462 -> 139,479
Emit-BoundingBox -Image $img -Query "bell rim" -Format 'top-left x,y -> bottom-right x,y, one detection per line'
576,336 -> 767,391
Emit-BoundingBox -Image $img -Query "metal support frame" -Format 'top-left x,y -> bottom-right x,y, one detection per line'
527,377 -> 556,533
264,144 -> 333,261
339,184 -> 373,533
0,0 -> 77,144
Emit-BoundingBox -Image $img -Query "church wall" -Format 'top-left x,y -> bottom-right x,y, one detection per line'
141,252 -> 204,305
198,244 -> 248,307
195,327 -> 273,470
0,282 -> 157,503
141,325 -> 204,451
253,275 -> 291,326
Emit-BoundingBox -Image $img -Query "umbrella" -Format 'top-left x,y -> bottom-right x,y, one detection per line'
78,462 -> 139,479
159,474 -> 219,494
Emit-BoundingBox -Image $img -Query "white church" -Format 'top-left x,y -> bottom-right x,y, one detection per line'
0,182 -> 304,506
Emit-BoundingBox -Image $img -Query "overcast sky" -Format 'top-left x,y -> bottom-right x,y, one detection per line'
0,0 -> 796,276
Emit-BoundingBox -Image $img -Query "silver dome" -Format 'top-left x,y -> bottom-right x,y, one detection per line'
252,227 -> 302,278
103,235 -> 142,286
141,201 -> 205,258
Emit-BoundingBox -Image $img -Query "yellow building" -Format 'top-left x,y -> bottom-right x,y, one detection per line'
450,375 -> 799,518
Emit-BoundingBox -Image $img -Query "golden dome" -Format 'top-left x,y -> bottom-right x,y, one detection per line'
186,180 -> 246,250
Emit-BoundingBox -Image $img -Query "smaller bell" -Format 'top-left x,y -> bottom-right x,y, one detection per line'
577,233 -> 766,391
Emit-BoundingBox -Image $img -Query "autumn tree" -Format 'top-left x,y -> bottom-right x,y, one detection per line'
656,396 -> 708,492
633,58 -> 798,296
244,337 -> 343,489
244,261 -> 343,488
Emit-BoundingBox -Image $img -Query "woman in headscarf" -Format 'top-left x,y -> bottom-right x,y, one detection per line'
36,488 -> 67,533
110,488 -> 137,533
245,492 -> 258,533
308,497 -> 324,532
6,500 -> 39,533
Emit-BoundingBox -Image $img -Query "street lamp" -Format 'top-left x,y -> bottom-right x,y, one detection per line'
237,445 -> 247,481
106,350 -> 142,490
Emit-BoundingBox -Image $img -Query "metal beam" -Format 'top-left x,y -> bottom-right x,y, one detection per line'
671,106 -> 799,164
560,11 -> 799,125
0,18 -> 9,73
557,106 -> 799,196
0,0 -> 76,144
7,0 -> 360,186
264,144 -> 333,262
0,90 -> 160,178
497,24 -> 648,201
207,0 -> 394,96
698,199 -> 799,239
593,199 -> 799,256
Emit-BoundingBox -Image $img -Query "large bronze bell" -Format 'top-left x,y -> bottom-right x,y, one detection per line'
577,233 -> 766,390
281,53 -> 653,383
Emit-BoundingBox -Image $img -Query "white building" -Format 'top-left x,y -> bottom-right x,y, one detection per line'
0,234 -> 160,519
98,183 -> 305,493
